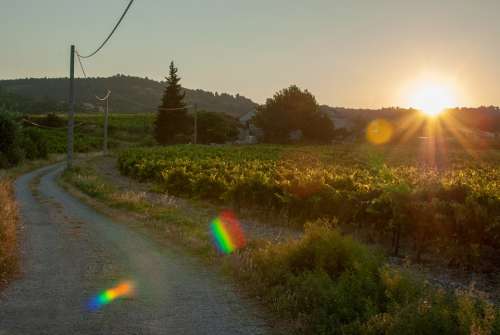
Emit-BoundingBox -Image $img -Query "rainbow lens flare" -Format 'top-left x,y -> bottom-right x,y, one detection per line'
87,281 -> 135,311
210,211 -> 245,254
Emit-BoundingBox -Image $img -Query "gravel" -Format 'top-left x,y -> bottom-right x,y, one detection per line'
0,164 -> 271,334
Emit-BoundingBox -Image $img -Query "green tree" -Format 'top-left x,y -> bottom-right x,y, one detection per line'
254,85 -> 335,143
196,111 -> 240,144
0,110 -> 23,168
154,62 -> 190,144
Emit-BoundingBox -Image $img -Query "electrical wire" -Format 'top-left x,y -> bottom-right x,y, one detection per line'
96,90 -> 111,101
76,51 -> 88,78
78,0 -> 135,59
76,48 -> 111,103
22,119 -> 86,129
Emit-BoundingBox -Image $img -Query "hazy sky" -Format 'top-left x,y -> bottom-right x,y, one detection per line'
1,0 -> 499,107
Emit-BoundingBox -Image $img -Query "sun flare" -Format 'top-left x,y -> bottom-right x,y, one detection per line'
410,83 -> 456,117
403,74 -> 459,117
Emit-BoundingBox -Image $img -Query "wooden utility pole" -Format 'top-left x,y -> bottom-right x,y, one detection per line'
103,94 -> 109,155
96,90 -> 111,155
194,104 -> 198,144
67,45 -> 75,169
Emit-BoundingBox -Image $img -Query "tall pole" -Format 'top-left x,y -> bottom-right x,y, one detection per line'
194,104 -> 198,144
67,45 -> 75,169
103,95 -> 109,155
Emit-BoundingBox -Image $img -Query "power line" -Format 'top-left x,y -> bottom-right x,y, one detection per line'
77,0 -> 135,59
96,90 -> 111,101
22,118 -> 86,129
76,51 -> 88,78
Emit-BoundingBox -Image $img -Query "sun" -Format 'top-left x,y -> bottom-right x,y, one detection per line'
403,74 -> 459,117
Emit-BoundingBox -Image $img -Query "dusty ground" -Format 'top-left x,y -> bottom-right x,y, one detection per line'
0,164 -> 272,334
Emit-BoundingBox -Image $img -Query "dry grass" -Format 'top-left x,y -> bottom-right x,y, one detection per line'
0,179 -> 19,288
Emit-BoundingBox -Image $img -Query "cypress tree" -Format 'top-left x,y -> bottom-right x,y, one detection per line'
154,61 -> 190,144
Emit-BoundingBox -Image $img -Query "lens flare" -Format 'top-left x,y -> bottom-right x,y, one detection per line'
87,281 -> 135,311
366,119 -> 394,145
210,211 -> 245,254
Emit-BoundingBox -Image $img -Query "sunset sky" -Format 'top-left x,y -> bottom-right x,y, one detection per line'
1,0 -> 499,108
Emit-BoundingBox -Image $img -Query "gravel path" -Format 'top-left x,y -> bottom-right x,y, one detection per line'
0,164 -> 271,334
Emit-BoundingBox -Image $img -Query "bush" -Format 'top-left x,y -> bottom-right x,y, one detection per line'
0,111 -> 23,168
194,111 -> 240,144
41,113 -> 65,128
237,222 -> 499,334
21,128 -> 48,160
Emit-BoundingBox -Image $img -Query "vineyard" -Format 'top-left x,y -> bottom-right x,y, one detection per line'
23,113 -> 155,154
118,144 -> 500,268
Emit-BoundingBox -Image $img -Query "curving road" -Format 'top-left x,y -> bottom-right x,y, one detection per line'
0,164 -> 270,335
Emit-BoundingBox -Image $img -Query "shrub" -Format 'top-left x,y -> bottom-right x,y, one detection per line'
42,113 -> 65,128
0,111 -> 23,168
237,222 -> 499,334
21,128 -> 48,160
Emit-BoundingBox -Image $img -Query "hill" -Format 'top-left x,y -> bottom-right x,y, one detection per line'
0,75 -> 257,117
321,105 -> 500,135
2,76 -> 499,137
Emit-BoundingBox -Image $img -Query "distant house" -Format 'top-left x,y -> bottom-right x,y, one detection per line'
237,110 -> 262,144
238,110 -> 256,125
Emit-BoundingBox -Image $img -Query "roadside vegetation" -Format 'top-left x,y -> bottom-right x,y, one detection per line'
60,164 -> 214,257
237,222 -> 500,334
0,179 -> 19,289
0,110 -> 49,168
64,156 -> 500,334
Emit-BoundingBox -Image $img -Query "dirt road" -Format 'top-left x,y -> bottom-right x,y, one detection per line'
0,164 -> 271,334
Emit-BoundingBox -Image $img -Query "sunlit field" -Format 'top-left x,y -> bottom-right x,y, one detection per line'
118,143 -> 500,269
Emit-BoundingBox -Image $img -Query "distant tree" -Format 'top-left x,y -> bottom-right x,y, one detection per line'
254,85 -> 335,143
0,110 -> 23,167
41,113 -> 65,128
154,62 -> 190,144
195,111 -> 240,144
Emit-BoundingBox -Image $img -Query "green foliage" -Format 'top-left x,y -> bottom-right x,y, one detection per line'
0,111 -> 23,168
238,222 -> 499,334
195,111 -> 240,144
40,113 -> 65,127
62,166 -> 115,200
254,85 -> 335,143
21,128 -> 48,160
118,144 -> 500,268
154,62 -> 191,144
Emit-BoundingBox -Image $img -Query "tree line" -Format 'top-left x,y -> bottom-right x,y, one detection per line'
154,62 -> 337,145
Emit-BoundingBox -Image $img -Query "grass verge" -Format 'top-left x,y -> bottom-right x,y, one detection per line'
62,160 -> 500,334
0,154 -> 65,291
60,165 -> 215,259
0,179 -> 19,289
